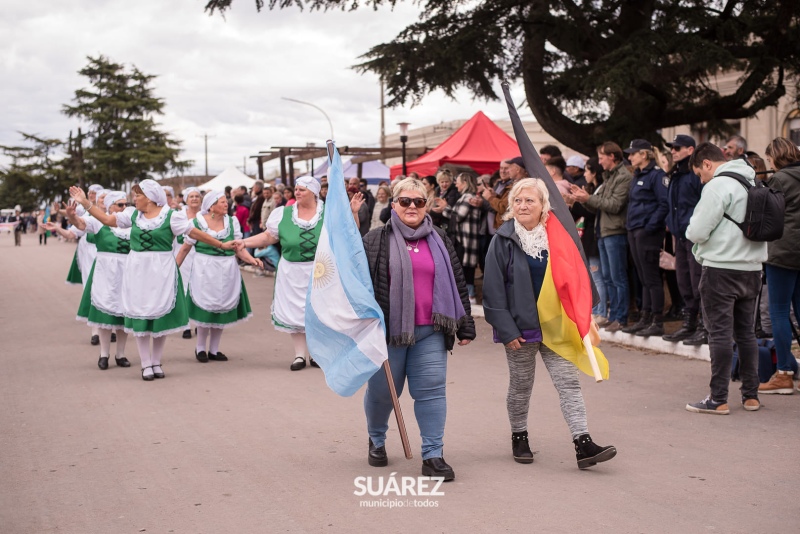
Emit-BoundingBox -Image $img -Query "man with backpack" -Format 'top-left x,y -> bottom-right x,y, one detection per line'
684,142 -> 768,415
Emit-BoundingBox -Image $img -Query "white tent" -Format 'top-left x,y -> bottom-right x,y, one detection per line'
197,167 -> 256,191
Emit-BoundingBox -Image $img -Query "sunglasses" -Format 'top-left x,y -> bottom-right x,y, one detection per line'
115,203 -> 128,208
395,197 -> 427,209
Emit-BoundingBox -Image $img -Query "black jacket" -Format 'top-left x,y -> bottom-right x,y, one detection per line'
626,160 -> 668,233
362,220 -> 476,351
482,221 -> 543,344
767,162 -> 800,270
666,157 -> 703,240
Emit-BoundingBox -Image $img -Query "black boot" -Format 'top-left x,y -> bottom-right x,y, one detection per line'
621,311 -> 651,334
422,457 -> 455,481
573,434 -> 616,469
636,314 -> 664,337
511,431 -> 534,464
662,311 -> 697,342
368,438 -> 388,467
683,323 -> 708,346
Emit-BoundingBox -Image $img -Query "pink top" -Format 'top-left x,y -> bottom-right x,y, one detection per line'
235,205 -> 250,233
409,238 -> 435,325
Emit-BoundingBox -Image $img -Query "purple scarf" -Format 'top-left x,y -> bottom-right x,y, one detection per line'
388,211 -> 466,346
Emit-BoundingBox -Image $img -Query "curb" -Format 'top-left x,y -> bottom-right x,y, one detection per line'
598,329 -> 710,361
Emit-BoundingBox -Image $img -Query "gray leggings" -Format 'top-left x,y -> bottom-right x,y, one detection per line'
505,342 -> 589,439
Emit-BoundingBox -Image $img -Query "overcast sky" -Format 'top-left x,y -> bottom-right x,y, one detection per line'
1,0 -> 530,177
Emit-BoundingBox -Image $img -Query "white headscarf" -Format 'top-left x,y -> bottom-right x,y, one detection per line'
103,191 -> 128,212
100,188 -> 113,197
201,190 -> 225,215
138,179 -> 168,207
182,187 -> 201,198
295,176 -> 321,197
88,184 -> 104,194
162,185 -> 175,197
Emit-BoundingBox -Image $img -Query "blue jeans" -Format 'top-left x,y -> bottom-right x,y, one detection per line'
598,234 -> 629,323
766,264 -> 800,372
364,326 -> 447,460
589,256 -> 607,317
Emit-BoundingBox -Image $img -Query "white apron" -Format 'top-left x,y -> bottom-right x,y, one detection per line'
90,252 -> 127,317
189,254 -> 241,313
121,250 -> 179,320
271,260 -> 313,333
77,235 -> 98,287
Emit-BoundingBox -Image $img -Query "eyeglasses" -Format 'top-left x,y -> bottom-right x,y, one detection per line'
115,203 -> 128,208
395,197 -> 427,209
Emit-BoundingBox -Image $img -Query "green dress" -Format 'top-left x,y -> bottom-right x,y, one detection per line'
122,209 -> 190,337
187,216 -> 253,328
76,225 -> 130,328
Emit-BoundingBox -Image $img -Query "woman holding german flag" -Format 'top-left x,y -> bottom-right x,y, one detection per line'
483,178 -> 616,470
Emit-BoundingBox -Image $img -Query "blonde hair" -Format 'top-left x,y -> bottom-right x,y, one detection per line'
436,169 -> 454,186
392,178 -> 430,208
503,178 -> 551,223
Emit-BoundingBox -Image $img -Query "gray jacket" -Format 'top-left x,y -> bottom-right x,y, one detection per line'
482,220 -> 543,345
584,162 -> 633,237
767,163 -> 800,270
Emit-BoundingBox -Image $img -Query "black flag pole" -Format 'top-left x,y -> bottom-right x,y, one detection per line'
500,81 -> 599,305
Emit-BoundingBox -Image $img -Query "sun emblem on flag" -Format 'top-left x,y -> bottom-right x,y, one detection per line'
313,252 -> 336,289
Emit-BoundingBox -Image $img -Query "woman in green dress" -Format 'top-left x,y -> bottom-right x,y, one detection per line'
69,180 -> 237,381
48,192 -> 133,370
177,191 -> 261,363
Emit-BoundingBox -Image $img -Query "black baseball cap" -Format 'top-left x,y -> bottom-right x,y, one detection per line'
623,139 -> 653,154
665,134 -> 696,149
508,156 -> 526,169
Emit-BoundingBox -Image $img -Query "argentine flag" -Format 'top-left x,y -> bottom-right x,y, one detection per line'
305,142 -> 388,396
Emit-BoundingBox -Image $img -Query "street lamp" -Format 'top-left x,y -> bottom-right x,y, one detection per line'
398,122 -> 410,175
282,97 -> 335,140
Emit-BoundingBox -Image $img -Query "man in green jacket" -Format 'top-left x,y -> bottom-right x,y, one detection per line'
684,143 -> 767,415
570,142 -> 633,331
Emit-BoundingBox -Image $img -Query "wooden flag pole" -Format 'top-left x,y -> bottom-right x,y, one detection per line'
582,336 -> 604,383
382,360 -> 413,459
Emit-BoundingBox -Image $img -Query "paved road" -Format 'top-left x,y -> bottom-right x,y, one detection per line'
2,233 -> 798,534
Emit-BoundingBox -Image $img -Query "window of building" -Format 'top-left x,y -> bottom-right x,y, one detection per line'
784,110 -> 800,146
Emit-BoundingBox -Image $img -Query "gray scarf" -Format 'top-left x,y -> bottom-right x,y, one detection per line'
388,211 -> 466,346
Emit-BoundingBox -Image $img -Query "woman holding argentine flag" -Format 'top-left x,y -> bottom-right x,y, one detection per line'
483,178 -> 616,470
362,177 -> 475,482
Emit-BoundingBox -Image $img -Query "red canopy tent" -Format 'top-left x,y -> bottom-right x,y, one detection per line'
390,111 -> 521,178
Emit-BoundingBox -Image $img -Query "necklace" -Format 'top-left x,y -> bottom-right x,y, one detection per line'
405,239 -> 420,253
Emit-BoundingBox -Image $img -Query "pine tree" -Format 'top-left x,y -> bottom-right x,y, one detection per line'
63,55 -> 191,189
205,0 -> 800,153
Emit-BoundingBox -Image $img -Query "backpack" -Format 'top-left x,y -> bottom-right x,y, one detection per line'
717,171 -> 785,242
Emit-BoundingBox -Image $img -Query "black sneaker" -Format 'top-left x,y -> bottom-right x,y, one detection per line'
685,395 -> 729,415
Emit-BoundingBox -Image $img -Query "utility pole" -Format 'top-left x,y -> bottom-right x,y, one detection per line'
197,133 -> 215,176
380,79 -> 386,160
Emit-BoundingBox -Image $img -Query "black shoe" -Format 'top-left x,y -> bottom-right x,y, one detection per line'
195,350 -> 209,363
90,335 -> 100,346
422,457 -> 455,481
368,439 -> 388,467
208,352 -> 228,361
115,357 -> 131,367
621,312 -> 650,334
573,434 -> 616,469
683,326 -> 708,346
290,357 -> 306,371
110,332 -> 117,343
98,356 -> 109,370
141,367 -> 155,381
512,431 -> 534,464
310,357 -> 320,368
182,329 -> 192,339
635,316 -> 664,337
151,364 -> 165,379
663,312 -> 697,342
664,304 -> 683,322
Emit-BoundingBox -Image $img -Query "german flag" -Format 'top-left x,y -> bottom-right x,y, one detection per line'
501,82 -> 608,381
